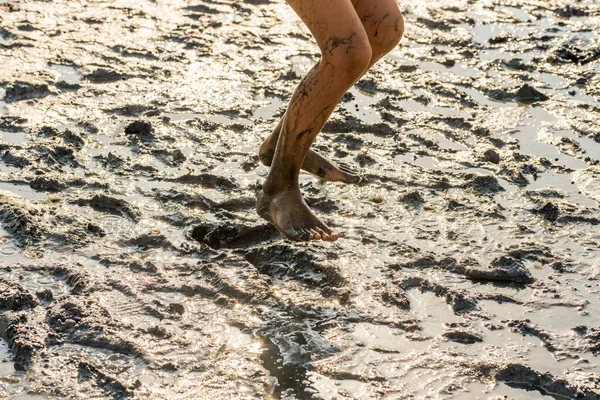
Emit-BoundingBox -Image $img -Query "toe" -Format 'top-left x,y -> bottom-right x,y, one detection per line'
343,174 -> 361,184
337,164 -> 360,183
316,224 -> 338,242
315,227 -> 330,241
338,162 -> 358,174
310,229 -> 322,240
302,229 -> 315,240
324,232 -> 338,242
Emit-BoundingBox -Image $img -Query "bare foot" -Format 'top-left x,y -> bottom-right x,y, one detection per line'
259,142 -> 360,184
257,188 -> 339,242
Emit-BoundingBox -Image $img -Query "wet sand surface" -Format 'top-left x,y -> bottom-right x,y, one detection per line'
1,0 -> 600,398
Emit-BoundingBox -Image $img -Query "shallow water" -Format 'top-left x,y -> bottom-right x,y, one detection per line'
341,88 -> 384,124
48,64 -> 82,85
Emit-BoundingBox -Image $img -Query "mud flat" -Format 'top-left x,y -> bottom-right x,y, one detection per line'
1,0 -> 600,398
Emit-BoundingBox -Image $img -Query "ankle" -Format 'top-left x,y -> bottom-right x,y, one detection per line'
261,178 -> 296,196
261,180 -> 279,196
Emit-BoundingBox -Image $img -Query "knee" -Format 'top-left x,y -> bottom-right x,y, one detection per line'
371,12 -> 404,59
324,33 -> 372,80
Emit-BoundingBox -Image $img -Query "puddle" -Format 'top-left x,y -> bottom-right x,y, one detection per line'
161,112 -> 202,122
10,270 -> 67,297
0,33 -> 14,46
0,338 -> 16,377
48,64 -> 82,85
471,20 -> 551,45
350,322 -> 432,353
0,131 -> 29,145
312,321 -> 449,399
86,134 -> 140,163
314,313 -> 570,399
252,95 -> 284,120
558,87 -> 600,107
537,72 -> 568,89
407,290 -> 464,337
0,161 -> 20,173
512,109 -> 587,171
0,182 -> 49,200
481,300 -> 584,333
553,129 -> 600,161
481,49 -> 540,62
395,152 -> 442,170
0,337 -> 34,399
480,299 -> 599,376
462,87 -> 517,108
0,234 -> 41,264
309,373 -> 371,400
527,171 -> 597,208
341,88 -> 384,124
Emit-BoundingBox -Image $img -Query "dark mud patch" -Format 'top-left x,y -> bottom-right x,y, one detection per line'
75,194 -> 142,221
190,221 -> 278,249
259,335 -> 312,400
3,81 -> 53,102
124,120 -> 156,142
168,173 -> 238,191
83,68 -> 126,83
391,254 -> 534,284
493,363 -> 599,399
78,361 -> 134,399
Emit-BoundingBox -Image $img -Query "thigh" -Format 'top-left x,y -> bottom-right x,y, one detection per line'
285,0 -> 371,61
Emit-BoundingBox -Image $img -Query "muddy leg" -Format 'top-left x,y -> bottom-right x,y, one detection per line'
259,0 -> 404,184
259,118 -> 361,184
258,0 -> 372,241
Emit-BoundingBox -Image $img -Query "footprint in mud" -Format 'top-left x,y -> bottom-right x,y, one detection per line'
101,292 -> 161,331
244,244 -> 346,287
190,221 -> 279,249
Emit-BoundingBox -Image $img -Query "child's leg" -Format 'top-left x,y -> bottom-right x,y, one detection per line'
259,0 -> 404,184
258,0 -> 372,241
259,117 -> 361,184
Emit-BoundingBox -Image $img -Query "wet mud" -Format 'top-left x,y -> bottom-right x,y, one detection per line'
1,0 -> 600,398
